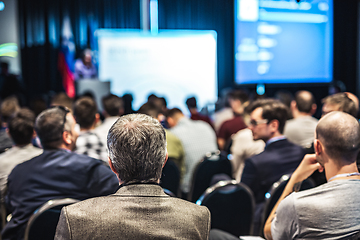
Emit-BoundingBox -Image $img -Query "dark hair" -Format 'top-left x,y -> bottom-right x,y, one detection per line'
102,94 -> 123,116
295,91 -> 315,113
8,108 -> 36,145
138,102 -> 161,119
228,90 -> 249,103
316,111 -> 360,161
165,108 -> 183,118
249,99 -> 289,134
107,114 -> 166,183
35,107 -> 72,149
74,97 -> 97,129
186,97 -> 197,109
1,96 -> 20,123
322,93 -> 358,118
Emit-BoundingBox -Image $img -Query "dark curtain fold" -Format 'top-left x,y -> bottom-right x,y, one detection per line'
18,0 -> 140,100
158,0 -> 234,94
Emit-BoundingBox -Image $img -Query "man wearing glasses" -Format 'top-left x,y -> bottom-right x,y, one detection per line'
241,99 -> 305,235
2,107 -> 119,240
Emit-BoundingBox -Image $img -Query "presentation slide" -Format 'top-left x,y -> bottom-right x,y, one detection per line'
235,0 -> 333,84
0,0 -> 21,74
97,29 -> 218,113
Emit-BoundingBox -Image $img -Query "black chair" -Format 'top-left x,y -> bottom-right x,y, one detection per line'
160,158 -> 180,197
259,174 -> 315,237
188,151 -> 232,203
24,198 -> 79,240
197,180 -> 255,237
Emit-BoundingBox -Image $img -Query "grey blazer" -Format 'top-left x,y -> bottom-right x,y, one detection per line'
55,183 -> 211,240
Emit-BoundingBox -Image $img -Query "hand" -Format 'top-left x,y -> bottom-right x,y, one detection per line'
291,154 -> 324,184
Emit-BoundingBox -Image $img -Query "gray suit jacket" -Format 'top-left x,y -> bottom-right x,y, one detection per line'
55,183 -> 211,240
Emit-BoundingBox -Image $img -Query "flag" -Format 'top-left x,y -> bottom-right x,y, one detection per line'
58,16 -> 76,98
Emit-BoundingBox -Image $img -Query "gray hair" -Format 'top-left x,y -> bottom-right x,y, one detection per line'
316,111 -> 360,162
107,113 -> 167,183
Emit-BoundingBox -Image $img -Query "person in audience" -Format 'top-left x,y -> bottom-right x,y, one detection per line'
94,94 -> 123,148
74,49 -> 97,81
73,97 -> 108,163
264,111 -> 360,240
122,93 -> 135,115
2,107 -> 119,240
138,102 -> 185,180
54,114 -> 210,239
217,90 -> 248,150
0,96 -> 20,153
322,92 -> 357,118
166,108 -> 217,198
284,90 -> 318,148
186,96 -> 213,128
50,92 -> 74,112
0,109 -> 43,201
213,90 -> 234,132
230,104 -> 265,182
241,99 -> 305,234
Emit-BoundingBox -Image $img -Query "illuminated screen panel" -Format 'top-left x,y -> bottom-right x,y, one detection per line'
0,0 -> 21,74
235,0 -> 333,84
97,29 -> 218,113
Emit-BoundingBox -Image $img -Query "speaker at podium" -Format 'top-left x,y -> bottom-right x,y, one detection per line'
75,79 -> 111,112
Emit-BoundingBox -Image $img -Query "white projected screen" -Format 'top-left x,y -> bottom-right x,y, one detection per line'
97,30 -> 218,113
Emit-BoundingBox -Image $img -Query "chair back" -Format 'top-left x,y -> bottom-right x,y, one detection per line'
24,198 -> 79,240
160,158 -> 180,197
197,180 -> 255,237
189,151 -> 232,202
260,174 -> 315,237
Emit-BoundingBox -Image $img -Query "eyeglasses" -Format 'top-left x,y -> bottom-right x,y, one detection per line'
249,119 -> 268,126
47,105 -> 71,142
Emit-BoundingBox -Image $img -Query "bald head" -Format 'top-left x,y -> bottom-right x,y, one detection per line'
316,111 -> 360,162
295,90 -> 316,114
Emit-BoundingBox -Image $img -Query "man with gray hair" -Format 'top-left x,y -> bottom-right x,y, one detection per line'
264,111 -> 360,239
2,107 -> 119,240
55,114 -> 210,240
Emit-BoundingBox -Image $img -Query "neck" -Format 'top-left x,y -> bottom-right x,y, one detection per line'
189,108 -> 198,114
326,160 -> 359,181
293,110 -> 312,118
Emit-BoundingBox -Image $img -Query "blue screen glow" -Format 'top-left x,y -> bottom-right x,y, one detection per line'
234,0 -> 333,84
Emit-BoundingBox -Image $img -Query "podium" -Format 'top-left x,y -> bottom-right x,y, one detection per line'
75,79 -> 111,112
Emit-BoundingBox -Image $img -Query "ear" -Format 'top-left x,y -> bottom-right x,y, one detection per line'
314,139 -> 322,156
290,100 -> 297,110
32,130 -> 37,139
310,103 -> 317,115
269,119 -> 279,133
167,117 -> 175,128
95,113 -> 100,124
162,152 -> 168,168
62,131 -> 72,145
108,157 -> 118,174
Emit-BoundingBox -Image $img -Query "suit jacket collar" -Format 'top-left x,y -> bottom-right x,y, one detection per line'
114,183 -> 169,197
265,138 -> 288,150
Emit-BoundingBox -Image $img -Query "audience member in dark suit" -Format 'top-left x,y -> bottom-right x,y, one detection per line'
55,114 -> 210,240
2,106 -> 119,240
241,99 -> 305,234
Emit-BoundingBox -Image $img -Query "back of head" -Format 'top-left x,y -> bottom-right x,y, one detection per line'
1,96 -> 20,123
165,108 -> 183,119
35,107 -> 72,149
186,97 -> 197,109
322,93 -> 357,118
316,111 -> 360,162
74,97 -> 97,129
138,102 -> 161,119
51,92 -> 74,111
8,108 -> 36,145
228,89 -> 249,104
295,90 -> 315,113
107,114 -> 166,184
249,99 -> 289,134
102,94 -> 123,117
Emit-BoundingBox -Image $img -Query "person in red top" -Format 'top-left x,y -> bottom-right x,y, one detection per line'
217,90 -> 248,150
185,97 -> 213,128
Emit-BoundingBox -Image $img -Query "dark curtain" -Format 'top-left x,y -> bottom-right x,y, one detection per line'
18,0 -> 140,100
158,0 -> 234,95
